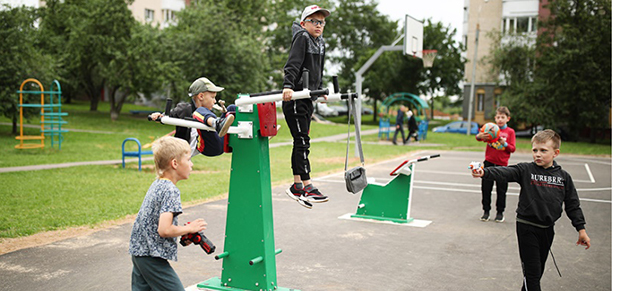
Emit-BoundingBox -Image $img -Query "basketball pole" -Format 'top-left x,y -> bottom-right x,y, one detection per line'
354,44 -> 403,156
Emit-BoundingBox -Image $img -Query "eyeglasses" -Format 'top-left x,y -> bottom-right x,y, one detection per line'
304,19 -> 326,27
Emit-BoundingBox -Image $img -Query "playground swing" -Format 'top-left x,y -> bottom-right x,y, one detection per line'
151,72 -> 358,291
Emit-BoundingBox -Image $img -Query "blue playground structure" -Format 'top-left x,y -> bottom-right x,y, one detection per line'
379,92 -> 430,141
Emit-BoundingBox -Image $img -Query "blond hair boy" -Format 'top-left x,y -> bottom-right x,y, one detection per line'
129,136 -> 208,290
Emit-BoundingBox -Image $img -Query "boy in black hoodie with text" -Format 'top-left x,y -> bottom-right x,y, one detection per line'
281,5 -> 330,209
471,129 -> 590,291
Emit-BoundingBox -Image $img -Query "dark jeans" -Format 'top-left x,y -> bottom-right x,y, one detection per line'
283,99 -> 313,181
481,160 -> 508,213
405,130 -> 418,142
392,125 -> 405,144
517,222 -> 555,291
131,256 -> 185,291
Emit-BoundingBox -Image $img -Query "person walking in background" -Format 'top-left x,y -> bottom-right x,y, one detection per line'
392,105 -> 407,145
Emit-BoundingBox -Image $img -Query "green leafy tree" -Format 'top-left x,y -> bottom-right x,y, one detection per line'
0,5 -> 55,133
104,23 -> 172,120
324,0 -> 398,89
39,0 -> 136,112
161,0 -> 270,105
420,20 -> 466,117
535,0 -> 611,142
486,0 -> 611,142
485,31 -> 546,128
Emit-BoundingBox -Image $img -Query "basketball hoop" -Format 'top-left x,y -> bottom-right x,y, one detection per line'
421,50 -> 437,68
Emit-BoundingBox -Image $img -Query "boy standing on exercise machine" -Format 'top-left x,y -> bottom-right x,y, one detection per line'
281,5 -> 330,209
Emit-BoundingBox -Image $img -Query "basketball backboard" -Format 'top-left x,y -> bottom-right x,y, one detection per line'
404,15 -> 424,57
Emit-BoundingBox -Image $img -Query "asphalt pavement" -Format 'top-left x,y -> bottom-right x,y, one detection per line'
0,150 -> 611,291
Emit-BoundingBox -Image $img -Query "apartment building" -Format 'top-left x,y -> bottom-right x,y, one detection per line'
2,0 -> 188,29
462,0 -> 542,124
1,0 -> 43,8
128,0 -> 188,28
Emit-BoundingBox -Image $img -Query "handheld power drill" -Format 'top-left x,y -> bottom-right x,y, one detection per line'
180,231 -> 216,255
179,222 -> 216,255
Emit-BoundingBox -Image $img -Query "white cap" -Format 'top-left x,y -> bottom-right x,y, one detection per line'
300,5 -> 331,22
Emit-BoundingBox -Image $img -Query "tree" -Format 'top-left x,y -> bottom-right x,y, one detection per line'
418,20 -> 466,118
39,0 -> 136,112
486,0 -> 611,142
535,0 -> 611,142
104,23 -> 172,120
485,31 -> 545,128
0,5 -> 55,133
324,0 -> 398,90
161,0 -> 271,105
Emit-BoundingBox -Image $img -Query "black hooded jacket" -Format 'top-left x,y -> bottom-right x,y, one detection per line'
483,161 -> 586,231
282,21 -> 325,91
169,101 -> 196,144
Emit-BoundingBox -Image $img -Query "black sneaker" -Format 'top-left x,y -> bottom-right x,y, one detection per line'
214,114 -> 235,137
285,184 -> 312,209
495,212 -> 505,223
480,211 -> 490,222
304,184 -> 329,203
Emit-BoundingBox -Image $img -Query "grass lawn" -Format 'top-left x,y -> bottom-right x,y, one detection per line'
0,100 -> 611,238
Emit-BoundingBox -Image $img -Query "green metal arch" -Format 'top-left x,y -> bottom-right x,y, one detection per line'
382,92 -> 430,119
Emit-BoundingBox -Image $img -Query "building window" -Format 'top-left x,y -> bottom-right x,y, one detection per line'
516,17 -> 529,33
502,16 -> 537,33
476,92 -> 485,112
145,9 -> 154,22
530,17 -> 537,32
163,9 -> 176,22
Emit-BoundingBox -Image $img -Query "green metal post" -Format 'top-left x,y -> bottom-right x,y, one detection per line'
198,103 -> 299,291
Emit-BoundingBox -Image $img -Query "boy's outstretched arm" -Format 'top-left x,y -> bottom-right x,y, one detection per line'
577,229 -> 591,250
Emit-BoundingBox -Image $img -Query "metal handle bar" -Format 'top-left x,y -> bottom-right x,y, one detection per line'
235,88 -> 329,106
412,154 -> 441,163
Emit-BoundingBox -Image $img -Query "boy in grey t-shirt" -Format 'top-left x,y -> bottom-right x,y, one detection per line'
129,136 -> 208,290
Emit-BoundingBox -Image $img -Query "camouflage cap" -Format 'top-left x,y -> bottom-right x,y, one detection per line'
188,77 -> 224,97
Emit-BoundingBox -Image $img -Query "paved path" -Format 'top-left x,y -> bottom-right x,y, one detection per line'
2,128 -> 437,173
0,151 -> 611,290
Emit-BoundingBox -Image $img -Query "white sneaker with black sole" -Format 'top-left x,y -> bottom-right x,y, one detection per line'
285,184 -> 312,209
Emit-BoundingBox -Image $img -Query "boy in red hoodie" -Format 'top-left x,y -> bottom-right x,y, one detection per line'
475,106 -> 516,222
